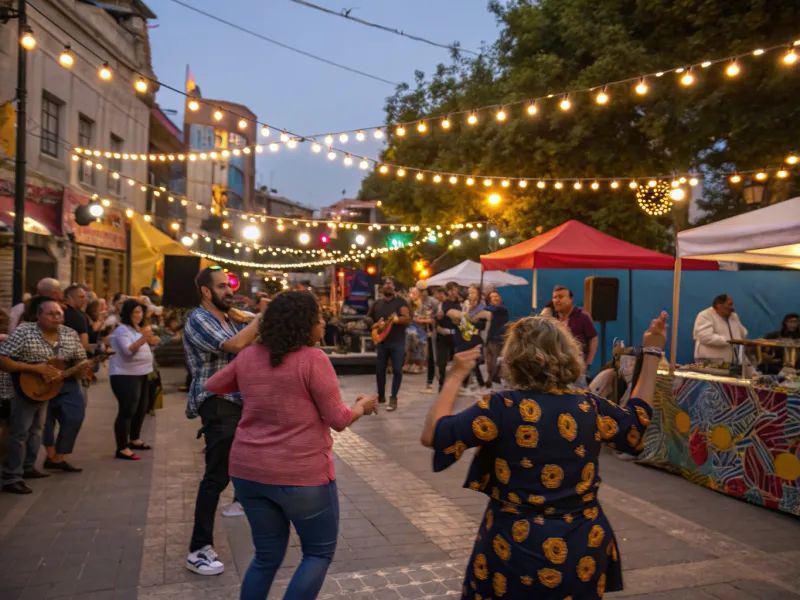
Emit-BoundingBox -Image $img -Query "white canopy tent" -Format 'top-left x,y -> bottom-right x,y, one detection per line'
669,197 -> 800,367
424,260 -> 528,287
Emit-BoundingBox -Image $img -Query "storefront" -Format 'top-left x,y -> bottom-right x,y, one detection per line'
62,188 -> 128,297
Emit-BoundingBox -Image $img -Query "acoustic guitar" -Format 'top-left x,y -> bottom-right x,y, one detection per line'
19,354 -> 107,402
372,314 -> 398,344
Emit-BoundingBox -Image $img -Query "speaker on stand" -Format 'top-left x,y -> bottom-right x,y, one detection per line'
583,276 -> 619,366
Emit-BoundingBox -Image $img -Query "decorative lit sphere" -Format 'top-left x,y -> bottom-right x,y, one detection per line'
59,48 -> 74,67
441,118 -> 451,129
238,119 -> 248,130
470,231 -> 479,239
573,182 -> 582,190
537,181 -> 546,189
396,126 -> 406,136
467,113 -> 478,125
559,98 -> 572,111
88,203 -> 104,218
98,63 -> 113,80
379,165 -> 389,174
355,235 -> 366,245
636,180 -> 672,216
188,99 -> 200,111
635,81 -> 648,95
417,122 -> 427,133
213,110 -> 224,121
786,154 -> 798,165
359,159 -> 369,170
519,180 -> 528,188
483,179 -> 493,187
343,155 -> 353,166
595,91 -> 609,105
554,182 -> 564,190
243,225 -> 261,240
416,172 -> 424,181
487,193 -> 501,206
527,103 -> 538,116
777,170 -> 789,179
339,133 -> 349,143
726,62 -> 740,77
433,174 -> 442,183
327,150 -> 336,160
591,181 -> 600,190
669,188 -> 686,201
181,236 -> 193,246
356,130 -> 366,141
729,174 -> 742,184
496,109 -> 506,121
449,176 -> 458,184
311,143 -> 322,153
227,272 -> 240,292
466,177 -> 475,186
397,168 -> 406,177
298,232 -> 311,245
374,129 -> 384,139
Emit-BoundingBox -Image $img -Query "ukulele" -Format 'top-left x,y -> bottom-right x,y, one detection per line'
372,314 -> 398,344
18,354 -> 110,402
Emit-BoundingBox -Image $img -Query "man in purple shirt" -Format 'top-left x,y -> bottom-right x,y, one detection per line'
552,286 -> 598,387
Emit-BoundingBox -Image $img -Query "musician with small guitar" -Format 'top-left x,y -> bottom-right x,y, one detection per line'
365,278 -> 410,412
0,297 -> 93,494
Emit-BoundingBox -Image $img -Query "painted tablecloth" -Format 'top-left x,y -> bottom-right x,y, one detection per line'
638,374 -> 800,515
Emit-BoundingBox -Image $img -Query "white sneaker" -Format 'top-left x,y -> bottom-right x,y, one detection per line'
420,384 -> 434,394
222,501 -> 244,517
186,545 -> 225,575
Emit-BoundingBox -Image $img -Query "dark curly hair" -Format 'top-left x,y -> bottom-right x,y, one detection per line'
259,290 -> 321,367
120,298 -> 145,327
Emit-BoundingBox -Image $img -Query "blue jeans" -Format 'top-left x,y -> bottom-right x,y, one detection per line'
2,392 -> 47,484
42,379 -> 85,455
232,478 -> 339,600
376,341 -> 404,399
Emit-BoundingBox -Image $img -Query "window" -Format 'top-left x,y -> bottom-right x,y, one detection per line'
40,94 -> 60,158
108,134 -> 123,195
78,115 -> 94,186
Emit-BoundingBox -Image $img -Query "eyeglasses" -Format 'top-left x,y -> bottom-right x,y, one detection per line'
42,311 -> 63,318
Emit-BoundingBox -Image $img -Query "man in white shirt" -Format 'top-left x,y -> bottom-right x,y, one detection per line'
693,294 -> 748,363
8,279 -> 62,333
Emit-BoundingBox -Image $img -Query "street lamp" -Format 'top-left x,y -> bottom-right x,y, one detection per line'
742,180 -> 766,205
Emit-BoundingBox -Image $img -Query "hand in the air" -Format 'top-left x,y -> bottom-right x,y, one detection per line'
452,346 -> 481,375
141,326 -> 153,339
642,311 -> 668,350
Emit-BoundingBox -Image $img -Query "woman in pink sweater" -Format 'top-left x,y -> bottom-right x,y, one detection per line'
206,291 -> 377,600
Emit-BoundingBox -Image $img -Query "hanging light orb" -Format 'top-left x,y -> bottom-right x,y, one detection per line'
188,98 -> 200,111
636,180 -> 672,216
59,46 -> 74,68
20,27 -> 36,50
98,63 -> 113,81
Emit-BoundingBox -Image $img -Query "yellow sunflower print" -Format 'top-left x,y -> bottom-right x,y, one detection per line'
491,487 -> 500,500
500,504 -> 520,515
558,413 -> 578,441
537,568 -> 562,588
564,513 -> 574,523
503,397 -> 513,407
520,576 -> 533,586
492,572 -> 507,597
495,458 -> 511,484
607,540 -> 618,561
533,515 -> 545,525
582,492 -> 595,503
473,416 -> 499,441
545,507 -> 555,515
516,425 -> 538,448
635,405 -> 650,427
582,462 -> 595,482
578,400 -> 591,412
520,457 -> 533,468
473,554 -> 488,580
626,426 -> 641,448
597,415 -> 618,440
519,399 -> 541,422
575,445 -> 586,458
507,492 -> 521,504
584,507 -> 599,521
588,525 -> 605,547
528,494 -> 545,505
541,464 -> 564,489
469,473 -> 491,492
444,441 -> 467,460
595,431 -> 602,441
542,537 -> 567,564
478,394 -> 491,409
512,519 -> 530,542
493,534 -> 511,561
577,556 -> 596,582
597,573 -> 607,597
485,509 -> 493,530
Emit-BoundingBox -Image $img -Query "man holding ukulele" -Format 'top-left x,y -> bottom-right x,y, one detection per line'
366,278 -> 410,412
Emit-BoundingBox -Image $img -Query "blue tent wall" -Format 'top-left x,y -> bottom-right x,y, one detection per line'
495,269 -> 799,371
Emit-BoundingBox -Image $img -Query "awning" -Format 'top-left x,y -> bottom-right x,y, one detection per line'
425,260 -> 528,287
130,214 -> 194,294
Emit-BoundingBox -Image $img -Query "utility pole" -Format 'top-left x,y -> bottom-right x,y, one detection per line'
12,0 -> 29,305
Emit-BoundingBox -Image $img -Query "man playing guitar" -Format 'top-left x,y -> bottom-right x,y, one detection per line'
0,296 -> 92,494
365,278 -> 410,412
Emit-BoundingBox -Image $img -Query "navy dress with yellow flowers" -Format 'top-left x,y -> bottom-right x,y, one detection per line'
432,389 -> 652,600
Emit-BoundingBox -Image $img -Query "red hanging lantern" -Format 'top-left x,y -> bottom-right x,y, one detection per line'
227,271 -> 240,292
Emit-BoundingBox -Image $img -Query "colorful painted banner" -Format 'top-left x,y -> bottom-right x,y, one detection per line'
639,374 -> 800,515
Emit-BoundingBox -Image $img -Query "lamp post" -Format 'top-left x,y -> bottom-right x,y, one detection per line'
742,180 -> 766,205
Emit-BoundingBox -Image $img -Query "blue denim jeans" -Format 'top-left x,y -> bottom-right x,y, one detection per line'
232,478 -> 339,600
2,392 -> 47,484
376,341 -> 405,399
42,379 -> 85,455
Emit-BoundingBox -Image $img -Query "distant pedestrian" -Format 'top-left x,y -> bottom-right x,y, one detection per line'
552,287 -> 597,387
484,291 -> 509,389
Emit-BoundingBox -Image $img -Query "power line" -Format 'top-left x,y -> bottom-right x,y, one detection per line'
163,0 -> 399,86
288,0 -> 480,56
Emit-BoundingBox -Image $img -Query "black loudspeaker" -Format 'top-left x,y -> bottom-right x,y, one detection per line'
583,276 -> 619,322
163,255 -> 201,308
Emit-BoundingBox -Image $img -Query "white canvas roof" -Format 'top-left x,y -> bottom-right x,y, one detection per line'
677,197 -> 800,268
424,260 -> 528,287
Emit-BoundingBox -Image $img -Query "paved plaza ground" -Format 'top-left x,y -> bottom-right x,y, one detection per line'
0,367 -> 798,600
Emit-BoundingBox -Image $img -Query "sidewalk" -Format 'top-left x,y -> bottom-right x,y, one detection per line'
0,368 -> 798,600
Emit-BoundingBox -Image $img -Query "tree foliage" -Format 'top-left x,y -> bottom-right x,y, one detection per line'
358,0 -> 800,251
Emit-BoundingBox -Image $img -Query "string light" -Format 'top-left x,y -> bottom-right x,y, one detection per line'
238,119 -> 248,130
730,174 -> 742,183
680,70 -> 694,86
777,169 -> 789,178
554,181 -> 564,190
441,117 -> 451,129
433,174 -> 442,183
98,63 -> 112,81
783,48 -> 797,65
467,113 -> 478,125
134,78 -> 148,93
356,130 -> 366,141
519,180 -> 528,188
417,122 -> 427,133
559,96 -> 572,111
187,98 -> 200,111
637,180 -> 673,216
496,108 -> 507,122
327,149 -> 337,160
339,133 -> 349,143
374,129 -> 384,139
261,126 -> 270,137
755,171 -> 767,181
214,109 -> 224,121
527,103 -> 537,116
396,126 -> 406,136
595,89 -> 609,105
726,62 -> 740,77
20,27 -> 36,50
537,181 -> 546,189
59,45 -> 74,68
786,154 -> 798,165
635,80 -> 648,95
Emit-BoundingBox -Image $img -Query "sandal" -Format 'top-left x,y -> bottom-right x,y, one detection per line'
129,442 -> 152,450
115,450 -> 141,460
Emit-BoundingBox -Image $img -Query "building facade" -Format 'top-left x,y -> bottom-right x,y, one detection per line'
0,0 -> 156,313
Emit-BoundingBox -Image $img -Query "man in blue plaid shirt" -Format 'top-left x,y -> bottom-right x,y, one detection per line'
183,266 -> 262,576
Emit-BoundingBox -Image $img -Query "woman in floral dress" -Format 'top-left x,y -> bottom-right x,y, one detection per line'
421,312 -> 668,599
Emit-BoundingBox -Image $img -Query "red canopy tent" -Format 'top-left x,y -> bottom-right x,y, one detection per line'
480,220 -> 717,272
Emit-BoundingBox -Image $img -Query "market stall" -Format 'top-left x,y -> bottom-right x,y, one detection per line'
425,259 -> 528,287
641,198 -> 800,515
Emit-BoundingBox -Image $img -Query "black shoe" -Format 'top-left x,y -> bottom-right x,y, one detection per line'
43,459 -> 83,473
387,397 -> 398,412
3,481 -> 33,494
23,468 -> 50,479
378,397 -> 386,404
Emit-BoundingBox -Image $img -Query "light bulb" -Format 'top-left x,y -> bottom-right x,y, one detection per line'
343,155 -> 353,166
753,48 -> 765,56
483,179 -> 493,187
134,78 -> 148,93
470,231 -> 479,239
441,118 -> 451,129
269,143 -> 279,152
299,232 -> 311,245
629,181 -> 638,189
669,188 -> 685,201
559,97 -> 571,111
701,61 -> 712,68
379,165 -> 389,174
527,103 -> 538,116
519,180 -> 528,188
595,90 -> 609,105
416,172 -> 424,181
466,177 -> 474,186
238,119 -> 247,130
89,203 -> 104,218
396,126 -> 406,136
501,180 -> 510,188
327,150 -> 336,160
98,63 -> 112,81
726,62 -> 740,77
261,126 -> 270,138
573,182 -> 582,190
786,154 -> 798,164
188,99 -> 200,111
287,139 -> 298,149
729,174 -> 741,184
397,168 -> 406,177
554,182 -> 564,190
537,181 -> 546,189
143,214 -> 152,222
417,122 -> 427,133
20,29 -> 36,50
213,109 -> 223,121
433,174 -> 442,183
680,72 -> 694,86
610,181 -> 619,189
356,130 -> 366,141
689,177 -> 699,186
59,46 -> 74,68
591,181 -> 599,190
359,159 -> 369,170
496,109 -> 506,122
783,49 -> 797,65
339,133 -> 349,143
467,113 -> 478,125
125,208 -> 134,218
374,129 -> 384,139
755,172 -> 767,181
635,80 -> 648,95
280,132 -> 290,143
777,170 -> 789,178
648,180 -> 658,187
170,221 -> 180,231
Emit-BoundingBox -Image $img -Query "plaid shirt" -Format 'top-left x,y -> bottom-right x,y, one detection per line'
0,323 -> 87,365
183,306 -> 246,418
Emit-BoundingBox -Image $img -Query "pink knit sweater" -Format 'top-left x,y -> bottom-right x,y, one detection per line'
206,345 -> 353,486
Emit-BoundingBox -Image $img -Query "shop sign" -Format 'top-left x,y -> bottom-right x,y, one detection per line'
62,188 -> 127,251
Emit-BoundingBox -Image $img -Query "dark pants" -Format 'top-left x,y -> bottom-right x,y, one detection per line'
376,342 -> 404,399
42,380 -> 85,454
463,365 -> 485,388
110,374 -> 149,451
233,478 -> 338,600
426,336 -> 436,385
436,335 -> 455,391
190,396 -> 242,552
486,340 -> 501,384
3,392 -> 47,484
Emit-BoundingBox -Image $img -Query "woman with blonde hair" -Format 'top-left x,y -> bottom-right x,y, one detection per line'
422,311 -> 668,600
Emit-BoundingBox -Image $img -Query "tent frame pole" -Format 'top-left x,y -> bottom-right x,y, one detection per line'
669,258 -> 682,374
531,268 -> 538,313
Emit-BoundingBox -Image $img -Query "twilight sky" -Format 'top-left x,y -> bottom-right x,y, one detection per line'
148,0 -> 500,208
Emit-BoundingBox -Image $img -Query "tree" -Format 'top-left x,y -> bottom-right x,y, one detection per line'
358,0 -> 800,249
